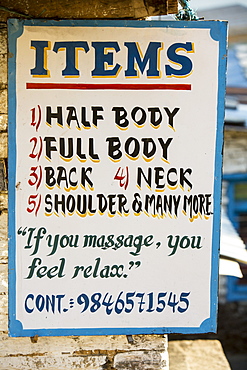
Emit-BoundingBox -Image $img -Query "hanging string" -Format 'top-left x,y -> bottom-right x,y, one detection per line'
0,5 -> 32,18
175,0 -> 199,21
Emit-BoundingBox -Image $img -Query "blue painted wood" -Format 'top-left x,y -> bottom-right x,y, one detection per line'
223,173 -> 247,302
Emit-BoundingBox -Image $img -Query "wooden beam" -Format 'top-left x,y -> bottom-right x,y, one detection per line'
0,0 -> 178,21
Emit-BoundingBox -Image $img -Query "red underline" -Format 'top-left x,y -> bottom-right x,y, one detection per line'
26,83 -> 191,91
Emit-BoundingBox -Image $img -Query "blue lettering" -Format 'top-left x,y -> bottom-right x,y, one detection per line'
31,40 -> 50,76
24,293 -> 34,313
91,42 -> 121,77
125,42 -> 162,77
165,42 -> 194,77
53,41 -> 89,76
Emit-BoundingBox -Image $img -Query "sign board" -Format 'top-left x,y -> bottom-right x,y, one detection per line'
8,19 -> 227,337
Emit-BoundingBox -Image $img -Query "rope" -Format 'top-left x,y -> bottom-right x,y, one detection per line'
175,0 -> 199,21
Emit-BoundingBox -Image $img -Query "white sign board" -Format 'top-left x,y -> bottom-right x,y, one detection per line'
8,19 -> 227,336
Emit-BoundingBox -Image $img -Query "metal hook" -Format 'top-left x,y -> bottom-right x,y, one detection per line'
126,335 -> 134,344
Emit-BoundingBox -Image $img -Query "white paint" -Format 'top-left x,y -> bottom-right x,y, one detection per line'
10,21 -> 224,335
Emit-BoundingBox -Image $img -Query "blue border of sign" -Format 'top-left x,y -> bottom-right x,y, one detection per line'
8,19 -> 227,337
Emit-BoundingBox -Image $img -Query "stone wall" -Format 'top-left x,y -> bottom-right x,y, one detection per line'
0,24 -> 8,341
0,0 -> 174,365
0,333 -> 168,369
